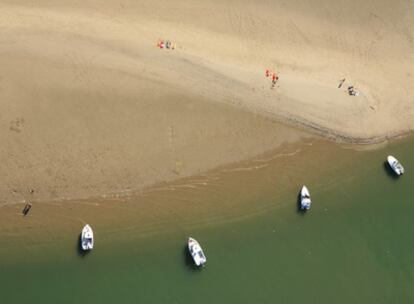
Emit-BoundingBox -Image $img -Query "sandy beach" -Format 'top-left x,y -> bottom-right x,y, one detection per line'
0,0 -> 413,204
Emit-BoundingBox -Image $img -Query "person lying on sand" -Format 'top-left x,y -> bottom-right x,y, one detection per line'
22,202 -> 32,216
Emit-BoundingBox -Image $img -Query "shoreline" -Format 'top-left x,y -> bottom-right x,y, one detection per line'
278,115 -> 414,145
1,134 -> 412,258
0,137 -> 356,247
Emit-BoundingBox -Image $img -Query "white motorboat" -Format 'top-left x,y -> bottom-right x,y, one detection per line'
300,186 -> 311,210
81,224 -> 94,251
387,155 -> 404,176
188,237 -> 206,267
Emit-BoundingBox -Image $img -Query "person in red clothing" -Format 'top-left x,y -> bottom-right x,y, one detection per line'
271,72 -> 279,89
265,69 -> 270,77
157,39 -> 165,49
272,72 -> 279,84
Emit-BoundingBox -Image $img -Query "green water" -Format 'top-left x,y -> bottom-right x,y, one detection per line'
1,138 -> 414,303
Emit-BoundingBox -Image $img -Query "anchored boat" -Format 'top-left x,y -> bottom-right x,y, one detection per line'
188,237 -> 206,267
387,155 -> 404,176
81,224 -> 94,251
300,186 -> 311,210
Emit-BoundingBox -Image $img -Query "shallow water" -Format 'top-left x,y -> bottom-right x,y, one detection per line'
0,137 -> 413,303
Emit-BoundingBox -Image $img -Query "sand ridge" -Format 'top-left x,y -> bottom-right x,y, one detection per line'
0,0 -> 413,203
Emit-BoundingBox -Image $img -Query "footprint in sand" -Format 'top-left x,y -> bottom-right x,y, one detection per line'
9,117 -> 25,133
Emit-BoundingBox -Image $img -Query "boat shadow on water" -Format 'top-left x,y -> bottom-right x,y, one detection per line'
76,233 -> 91,258
383,161 -> 400,180
182,246 -> 202,271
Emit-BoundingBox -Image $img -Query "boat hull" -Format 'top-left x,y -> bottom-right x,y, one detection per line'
188,237 -> 206,267
300,186 -> 311,210
387,155 -> 404,176
81,224 -> 94,251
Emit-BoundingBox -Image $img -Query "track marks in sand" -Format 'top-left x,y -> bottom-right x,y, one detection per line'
9,117 -> 25,133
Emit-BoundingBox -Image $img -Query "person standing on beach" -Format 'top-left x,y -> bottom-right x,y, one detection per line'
272,72 -> 278,84
271,72 -> 279,89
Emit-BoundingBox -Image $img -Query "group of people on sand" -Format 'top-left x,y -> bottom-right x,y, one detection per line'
339,78 -> 360,96
265,69 -> 279,88
347,85 -> 359,96
157,39 -> 175,50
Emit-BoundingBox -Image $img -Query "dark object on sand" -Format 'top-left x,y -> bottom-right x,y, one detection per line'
22,203 -> 32,216
347,86 -> 359,96
338,78 -> 346,88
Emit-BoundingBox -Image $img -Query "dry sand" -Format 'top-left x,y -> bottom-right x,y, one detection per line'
0,0 -> 413,204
